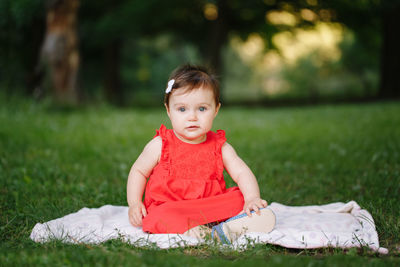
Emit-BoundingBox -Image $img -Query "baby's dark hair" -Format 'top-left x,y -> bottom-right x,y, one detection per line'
164,64 -> 220,107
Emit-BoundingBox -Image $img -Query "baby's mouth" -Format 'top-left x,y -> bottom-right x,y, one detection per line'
187,126 -> 199,129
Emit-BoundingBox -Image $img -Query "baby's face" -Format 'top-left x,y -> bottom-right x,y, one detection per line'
166,86 -> 220,144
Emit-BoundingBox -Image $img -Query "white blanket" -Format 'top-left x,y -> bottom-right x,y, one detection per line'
30,201 -> 388,254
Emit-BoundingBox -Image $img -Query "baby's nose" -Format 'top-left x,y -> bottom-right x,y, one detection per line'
188,110 -> 197,120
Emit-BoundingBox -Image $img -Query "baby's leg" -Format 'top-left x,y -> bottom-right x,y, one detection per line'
216,208 -> 275,244
183,225 -> 219,241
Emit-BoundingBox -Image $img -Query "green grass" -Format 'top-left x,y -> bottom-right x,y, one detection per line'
1,96 -> 399,265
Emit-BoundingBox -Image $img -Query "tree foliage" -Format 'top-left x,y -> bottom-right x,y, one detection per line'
1,0 -> 398,103
0,0 -> 45,93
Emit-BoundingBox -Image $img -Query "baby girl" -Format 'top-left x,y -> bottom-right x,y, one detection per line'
127,64 -> 275,243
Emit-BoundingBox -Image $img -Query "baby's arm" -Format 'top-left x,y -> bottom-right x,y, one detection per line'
127,136 -> 161,227
222,142 -> 268,216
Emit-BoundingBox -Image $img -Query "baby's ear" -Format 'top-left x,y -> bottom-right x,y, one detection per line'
165,103 -> 171,116
215,102 -> 221,116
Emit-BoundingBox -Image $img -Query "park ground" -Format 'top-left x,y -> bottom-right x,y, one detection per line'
0,97 -> 399,266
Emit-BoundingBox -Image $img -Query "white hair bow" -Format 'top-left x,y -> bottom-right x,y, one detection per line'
165,79 -> 175,93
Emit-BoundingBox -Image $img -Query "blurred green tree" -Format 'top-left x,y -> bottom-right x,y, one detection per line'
317,0 -> 400,98
1,0 -> 399,104
68,0 -> 400,102
78,0 -> 276,104
378,1 -> 400,98
79,0 -> 161,105
0,0 -> 45,96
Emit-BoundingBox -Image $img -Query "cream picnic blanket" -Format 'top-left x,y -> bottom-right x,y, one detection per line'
30,201 -> 388,254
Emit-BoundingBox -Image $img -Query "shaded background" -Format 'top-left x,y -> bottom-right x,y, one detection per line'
0,0 -> 399,107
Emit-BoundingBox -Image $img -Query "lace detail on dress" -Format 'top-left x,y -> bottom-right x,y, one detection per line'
146,125 -> 228,207
154,124 -> 169,163
216,130 -> 226,146
214,130 -> 226,181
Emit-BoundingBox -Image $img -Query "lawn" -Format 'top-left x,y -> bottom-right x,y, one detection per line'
1,96 -> 399,266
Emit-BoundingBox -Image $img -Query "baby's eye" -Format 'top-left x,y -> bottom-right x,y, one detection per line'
199,106 -> 207,111
178,107 -> 186,112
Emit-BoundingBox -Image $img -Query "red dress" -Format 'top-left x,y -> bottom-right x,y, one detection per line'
142,124 -> 244,234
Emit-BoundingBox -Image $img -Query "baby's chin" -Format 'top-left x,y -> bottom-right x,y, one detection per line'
180,132 -> 207,143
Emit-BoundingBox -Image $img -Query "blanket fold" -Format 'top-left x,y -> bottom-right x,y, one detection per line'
30,201 -> 388,254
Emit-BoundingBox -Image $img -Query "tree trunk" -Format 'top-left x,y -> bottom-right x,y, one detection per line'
40,0 -> 80,105
104,39 -> 123,106
25,17 -> 46,98
379,3 -> 400,99
205,0 -> 229,76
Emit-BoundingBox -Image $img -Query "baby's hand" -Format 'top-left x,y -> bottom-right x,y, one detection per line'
243,197 -> 268,217
128,202 -> 147,227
